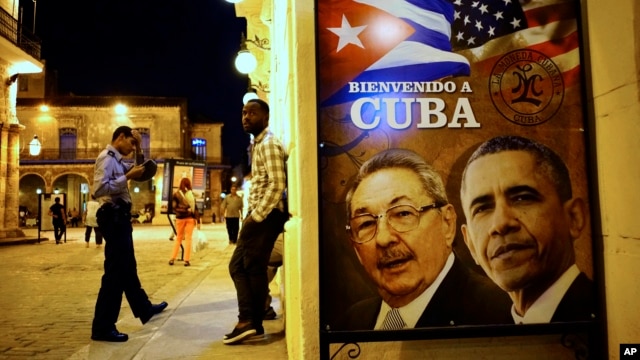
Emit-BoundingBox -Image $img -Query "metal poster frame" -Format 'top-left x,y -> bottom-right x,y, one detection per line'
160,158 -> 207,216
315,0 -> 605,358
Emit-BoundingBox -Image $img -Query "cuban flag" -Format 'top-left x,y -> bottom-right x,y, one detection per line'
318,0 -> 471,106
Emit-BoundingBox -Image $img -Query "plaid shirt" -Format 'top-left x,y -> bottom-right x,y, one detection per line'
248,127 -> 287,222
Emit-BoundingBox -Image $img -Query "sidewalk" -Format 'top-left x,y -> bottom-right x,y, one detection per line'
0,224 -> 288,360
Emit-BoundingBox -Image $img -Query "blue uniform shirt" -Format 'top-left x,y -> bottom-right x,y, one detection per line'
93,144 -> 133,206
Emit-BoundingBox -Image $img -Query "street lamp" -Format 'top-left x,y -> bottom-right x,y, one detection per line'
235,33 -> 257,74
243,91 -> 259,104
235,50 -> 257,74
114,103 -> 128,115
29,135 -> 41,156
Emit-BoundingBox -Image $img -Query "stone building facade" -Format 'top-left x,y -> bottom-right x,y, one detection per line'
0,0 -> 43,238
16,95 -> 227,226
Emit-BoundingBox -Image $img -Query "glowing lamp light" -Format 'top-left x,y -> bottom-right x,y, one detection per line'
225,0 -> 244,3
235,50 -> 257,74
114,103 -> 128,115
243,91 -> 259,104
134,186 -> 140,193
29,135 -> 41,156
36,188 -> 42,194
39,104 -> 49,112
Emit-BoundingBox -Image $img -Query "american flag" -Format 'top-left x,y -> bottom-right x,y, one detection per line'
451,0 -> 528,51
451,0 -> 581,87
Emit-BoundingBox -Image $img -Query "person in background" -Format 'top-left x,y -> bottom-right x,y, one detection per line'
460,135 -> 595,323
221,184 -> 243,244
84,195 -> 103,248
48,197 -> 67,245
71,208 -> 80,227
91,126 -> 167,343
224,98 -> 288,345
169,177 -> 201,267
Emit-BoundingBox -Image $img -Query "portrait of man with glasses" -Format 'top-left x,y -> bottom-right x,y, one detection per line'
339,149 -> 512,330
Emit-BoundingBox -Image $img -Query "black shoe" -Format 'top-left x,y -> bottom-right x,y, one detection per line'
224,323 -> 264,339
254,325 -> 265,337
222,323 -> 257,345
141,301 -> 168,324
264,307 -> 277,320
91,330 -> 128,342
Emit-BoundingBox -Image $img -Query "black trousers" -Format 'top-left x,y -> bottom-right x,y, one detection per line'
229,209 -> 287,328
53,220 -> 65,242
226,217 -> 240,242
85,226 -> 103,244
91,204 -> 152,334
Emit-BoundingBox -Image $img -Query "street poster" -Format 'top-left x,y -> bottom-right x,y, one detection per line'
317,0 -> 596,349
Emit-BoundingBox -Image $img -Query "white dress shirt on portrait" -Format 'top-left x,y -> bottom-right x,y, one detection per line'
374,252 -> 455,329
511,264 -> 580,324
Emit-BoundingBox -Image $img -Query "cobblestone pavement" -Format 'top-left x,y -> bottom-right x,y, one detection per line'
0,223 -> 286,360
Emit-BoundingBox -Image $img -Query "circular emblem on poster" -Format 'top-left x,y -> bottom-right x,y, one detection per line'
489,49 -> 564,126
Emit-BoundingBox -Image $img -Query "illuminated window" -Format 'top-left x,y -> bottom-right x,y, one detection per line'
59,128 -> 77,159
191,138 -> 206,160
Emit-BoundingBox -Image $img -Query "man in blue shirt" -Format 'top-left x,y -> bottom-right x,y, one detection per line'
90,126 -> 167,342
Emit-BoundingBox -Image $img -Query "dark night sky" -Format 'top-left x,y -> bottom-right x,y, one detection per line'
24,0 -> 250,165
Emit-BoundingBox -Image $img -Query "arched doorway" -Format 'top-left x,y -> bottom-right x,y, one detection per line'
19,174 -> 46,227
52,174 -> 90,226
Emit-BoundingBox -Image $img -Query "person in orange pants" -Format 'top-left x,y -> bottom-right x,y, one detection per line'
169,177 -> 201,266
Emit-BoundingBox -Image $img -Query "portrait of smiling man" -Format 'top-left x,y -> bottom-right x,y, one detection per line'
340,149 -> 511,331
460,135 -> 596,324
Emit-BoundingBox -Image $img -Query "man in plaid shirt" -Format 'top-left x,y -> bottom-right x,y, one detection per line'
224,98 -> 289,345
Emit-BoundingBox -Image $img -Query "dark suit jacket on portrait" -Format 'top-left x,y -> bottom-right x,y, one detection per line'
551,272 -> 596,323
339,255 -> 512,330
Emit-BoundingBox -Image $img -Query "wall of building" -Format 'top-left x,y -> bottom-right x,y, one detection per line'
17,103 -> 184,159
17,101 -> 181,226
191,123 -> 223,164
1,38 -> 30,238
16,70 -> 45,98
587,1 -> 640,358
0,0 -> 17,18
16,101 -> 228,227
270,0 -> 640,359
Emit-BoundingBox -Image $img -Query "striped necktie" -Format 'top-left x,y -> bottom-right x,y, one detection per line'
381,308 -> 406,330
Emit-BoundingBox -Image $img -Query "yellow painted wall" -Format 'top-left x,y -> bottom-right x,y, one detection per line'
587,0 -> 640,358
